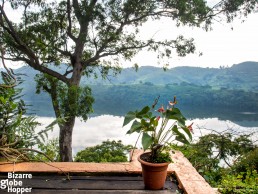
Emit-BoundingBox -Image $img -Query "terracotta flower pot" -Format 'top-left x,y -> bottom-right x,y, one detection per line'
138,152 -> 169,190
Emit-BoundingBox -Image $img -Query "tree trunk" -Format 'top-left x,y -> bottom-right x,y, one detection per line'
46,60 -> 83,161
47,77 -> 80,162
59,117 -> 75,162
59,66 -> 82,161
58,83 -> 79,162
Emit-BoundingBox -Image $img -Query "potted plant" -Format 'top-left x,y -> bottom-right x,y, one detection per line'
123,96 -> 193,190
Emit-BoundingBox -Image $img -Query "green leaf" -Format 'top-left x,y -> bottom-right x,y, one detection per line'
0,96 -> 6,104
175,136 -> 190,145
172,125 -> 190,144
11,103 -> 17,110
153,118 -> 158,127
45,117 -> 65,130
136,106 -> 150,117
143,111 -> 152,119
181,126 -> 192,141
142,132 -> 153,150
166,108 -> 186,124
177,121 -> 192,141
126,120 -> 142,134
123,111 -> 136,127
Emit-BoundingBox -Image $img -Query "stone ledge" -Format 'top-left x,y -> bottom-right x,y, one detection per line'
0,150 -> 217,194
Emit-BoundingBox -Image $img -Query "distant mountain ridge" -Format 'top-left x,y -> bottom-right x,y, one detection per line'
83,61 -> 258,91
3,61 -> 258,91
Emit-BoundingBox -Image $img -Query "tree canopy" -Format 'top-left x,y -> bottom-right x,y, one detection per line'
74,140 -> 132,162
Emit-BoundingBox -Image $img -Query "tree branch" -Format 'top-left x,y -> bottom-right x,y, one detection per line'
63,69 -> 73,77
49,81 -> 62,120
0,5 -> 70,84
54,46 -> 73,58
67,0 -> 77,42
99,41 -> 153,59
72,0 -> 82,24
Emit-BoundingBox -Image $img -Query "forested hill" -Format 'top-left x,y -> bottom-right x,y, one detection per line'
10,61 -> 258,91
83,61 -> 258,91
2,61 -> 258,122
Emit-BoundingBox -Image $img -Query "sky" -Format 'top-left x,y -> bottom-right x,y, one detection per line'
126,12 -> 258,68
2,1 -> 258,69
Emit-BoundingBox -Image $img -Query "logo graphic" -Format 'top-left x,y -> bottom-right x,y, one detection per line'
0,172 -> 32,194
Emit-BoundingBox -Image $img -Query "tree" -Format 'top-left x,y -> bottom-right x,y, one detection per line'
0,0 -> 257,161
172,131 -> 257,186
74,140 -> 132,162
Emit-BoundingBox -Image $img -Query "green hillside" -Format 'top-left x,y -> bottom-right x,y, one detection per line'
81,61 -> 258,91
2,61 -> 257,121
12,61 -> 258,91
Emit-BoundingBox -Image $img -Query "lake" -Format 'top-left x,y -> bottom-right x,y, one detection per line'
37,113 -> 258,157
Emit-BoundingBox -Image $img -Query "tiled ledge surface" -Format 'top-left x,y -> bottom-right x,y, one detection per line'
0,150 -> 217,194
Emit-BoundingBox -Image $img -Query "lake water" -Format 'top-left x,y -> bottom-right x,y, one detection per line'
37,115 -> 258,157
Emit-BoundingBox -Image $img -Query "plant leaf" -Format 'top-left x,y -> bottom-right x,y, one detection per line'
172,125 -> 190,144
126,120 -> 142,134
181,126 -> 192,141
175,136 -> 190,145
166,108 -> 186,124
123,111 -> 136,127
142,132 -> 153,150
136,106 -> 150,117
177,121 -> 192,141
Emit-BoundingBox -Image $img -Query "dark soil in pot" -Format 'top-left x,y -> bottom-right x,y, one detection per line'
140,152 -> 153,163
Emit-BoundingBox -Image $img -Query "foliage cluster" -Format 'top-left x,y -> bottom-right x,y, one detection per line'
233,148 -> 258,173
219,169 -> 258,193
30,138 -> 60,162
0,73 -> 58,162
172,132 -> 258,193
74,140 -> 132,163
35,73 -> 94,121
0,87 -> 38,146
